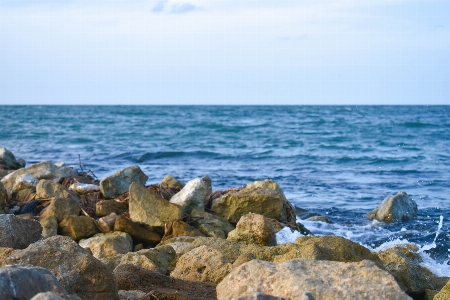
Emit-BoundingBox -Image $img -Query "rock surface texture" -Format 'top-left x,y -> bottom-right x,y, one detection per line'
79,232 -> 133,259
227,213 -> 277,246
0,147 -> 23,170
0,214 -> 42,249
368,191 -> 418,222
100,165 -> 148,199
169,177 -> 212,214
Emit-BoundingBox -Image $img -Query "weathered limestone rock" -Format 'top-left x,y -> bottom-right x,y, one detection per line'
198,224 -> 226,239
99,255 -> 123,271
59,216 -> 99,241
0,264 -> 72,300
0,214 -> 42,249
11,174 -> 38,197
163,221 -> 205,240
0,148 -> 23,170
79,232 -> 133,259
0,169 -> 8,180
191,207 -> 235,237
160,175 -> 185,189
0,181 -> 6,213
232,253 -> 256,268
96,199 -> 128,217
435,279 -> 450,300
118,253 -> 160,272
98,213 -> 117,233
40,215 -> 58,238
118,290 -> 146,300
169,177 -> 212,214
217,259 -> 411,300
100,165 -> 148,199
227,213 -> 277,247
171,245 -> 233,284
40,197 -> 80,223
233,292 -> 307,300
129,182 -> 183,228
114,215 -> 161,246
135,245 -> 176,273
36,180 -> 80,202
162,242 -> 195,265
1,161 -> 77,198
368,191 -> 418,222
69,183 -> 99,195
0,236 -> 119,300
30,292 -> 69,300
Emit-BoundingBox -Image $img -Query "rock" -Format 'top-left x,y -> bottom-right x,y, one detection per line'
0,148 -> 22,170
114,215 -> 161,246
36,180 -> 80,202
100,165 -> 148,199
190,207 -> 235,236
435,279 -> 450,300
114,264 -> 217,300
96,200 -> 128,217
0,181 -> 6,213
0,214 -> 42,249
232,253 -> 256,268
368,191 -> 418,222
0,169 -> 8,180
129,182 -> 183,228
217,259 -> 411,300
171,245 -> 233,284
98,213 -> 117,233
233,292 -> 307,300
305,215 -> 332,223
0,236 -> 118,300
11,174 -> 38,197
118,253 -> 160,272
163,221 -> 205,240
198,224 -> 226,238
0,264 -> 72,300
169,177 -> 212,214
133,244 -> 143,251
227,213 -> 277,247
135,245 -> 176,273
40,197 -> 80,223
40,215 -> 58,238
30,292 -> 68,300
69,183 -> 100,195
160,175 -> 185,189
79,232 -> 133,259
59,216 -> 99,241
1,161 -> 78,198
118,290 -> 146,300
162,242 -> 195,264
99,255 -> 123,271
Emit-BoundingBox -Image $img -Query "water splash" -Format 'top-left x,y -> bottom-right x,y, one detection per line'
419,215 -> 443,253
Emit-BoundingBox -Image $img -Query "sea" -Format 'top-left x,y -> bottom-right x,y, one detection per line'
1,105 -> 449,275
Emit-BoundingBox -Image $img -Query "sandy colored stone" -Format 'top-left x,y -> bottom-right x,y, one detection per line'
434,280 -> 450,300
0,214 -> 42,249
191,207 -> 235,236
164,221 -> 205,240
160,175 -> 185,189
98,212 -> 117,233
79,232 -> 133,259
36,180 -> 80,202
227,213 -> 277,246
100,165 -> 148,199
96,199 -> 128,217
59,216 -> 99,241
135,245 -> 176,273
118,253 -> 160,272
40,215 -> 58,238
169,177 -> 211,214
40,197 -> 80,223
114,214 -> 161,245
368,191 -> 418,222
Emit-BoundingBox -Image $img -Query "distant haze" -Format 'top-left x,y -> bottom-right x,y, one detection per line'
0,0 -> 449,105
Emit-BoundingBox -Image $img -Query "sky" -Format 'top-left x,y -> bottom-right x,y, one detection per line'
0,0 -> 449,105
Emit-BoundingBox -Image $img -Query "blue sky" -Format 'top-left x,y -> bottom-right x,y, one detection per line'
0,0 -> 449,105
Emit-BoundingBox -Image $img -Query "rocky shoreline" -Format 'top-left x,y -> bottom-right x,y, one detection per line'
0,147 -> 449,300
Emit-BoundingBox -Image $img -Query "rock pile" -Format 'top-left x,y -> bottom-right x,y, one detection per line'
0,148 -> 447,300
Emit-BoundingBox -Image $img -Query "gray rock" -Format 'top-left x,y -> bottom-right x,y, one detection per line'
100,165 -> 148,199
227,213 -> 277,247
0,214 -> 42,249
217,259 -> 411,300
368,192 -> 418,222
160,175 -> 185,189
118,290 -> 147,300
190,207 -> 235,236
169,177 -> 211,214
0,148 -> 22,170
36,180 -> 80,202
40,197 -> 80,223
79,232 -> 133,259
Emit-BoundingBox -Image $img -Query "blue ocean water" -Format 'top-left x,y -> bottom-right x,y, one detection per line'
1,105 -> 450,269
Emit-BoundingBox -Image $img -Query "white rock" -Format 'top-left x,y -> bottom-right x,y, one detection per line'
69,182 -> 100,195
169,177 -> 212,214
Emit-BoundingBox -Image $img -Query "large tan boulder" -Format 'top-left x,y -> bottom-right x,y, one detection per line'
368,192 -> 418,222
0,235 -> 119,300
435,279 -> 450,300
227,214 -> 277,246
40,197 -> 80,223
36,180 -> 80,202
0,214 -> 42,249
79,232 -> 133,259
169,177 -> 211,214
100,165 -> 147,199
217,259 -> 411,300
96,200 -> 128,217
59,216 -> 99,241
129,182 -> 183,228
135,245 -> 176,272
171,245 -> 233,284
114,215 -> 161,246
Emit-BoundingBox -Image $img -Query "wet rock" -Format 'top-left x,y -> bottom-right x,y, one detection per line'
0,264 -> 72,300
169,177 -> 212,214
98,212 -> 117,233
129,182 -> 183,228
118,290 -> 146,300
100,165 -> 148,199
59,216 -> 99,241
40,197 -> 80,223
40,215 -> 58,238
114,264 -> 217,300
163,221 -> 205,240
0,181 -> 6,213
36,180 -> 80,202
227,213 -> 277,247
114,215 -> 161,246
0,148 -> 23,170
69,183 -> 99,195
160,175 -> 185,189
0,214 -> 42,249
11,174 -> 38,197
1,161 -> 77,198
217,259 -> 411,300
368,191 -> 418,222
190,207 -> 235,237
435,279 -> 450,300
171,245 -> 233,284
96,199 -> 128,217
0,235 -> 119,300
79,232 -> 133,259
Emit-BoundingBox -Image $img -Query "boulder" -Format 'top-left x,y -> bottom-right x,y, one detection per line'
135,245 -> 176,273
96,200 -> 128,217
198,224 -> 226,239
114,215 -> 161,245
118,290 -> 146,300
100,166 -> 148,199
59,216 -> 99,241
40,215 -> 58,238
40,197 -> 80,223
0,181 -> 6,213
11,174 -> 38,197
99,255 -> 123,271
435,279 -> 450,300
232,253 -> 256,268
190,207 -> 235,236
169,177 -> 212,214
0,264 -> 72,300
171,245 -> 233,284
163,221 -> 205,240
79,232 -> 133,259
129,182 -> 183,228
69,183 -> 100,195
217,259 -> 411,300
0,236 -> 118,300
36,180 -> 80,202
0,214 -> 42,249
227,213 -> 277,247
160,175 -> 185,189
368,192 -> 418,222
0,148 -> 23,170
161,242 -> 195,265
1,161 -> 77,198
98,213 -> 117,233
118,253 -> 160,273
114,264 -> 217,300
